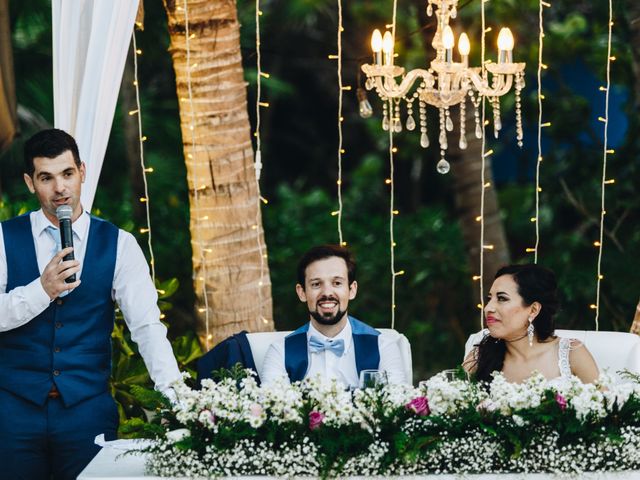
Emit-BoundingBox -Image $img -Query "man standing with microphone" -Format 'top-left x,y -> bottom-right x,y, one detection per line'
0,129 -> 183,480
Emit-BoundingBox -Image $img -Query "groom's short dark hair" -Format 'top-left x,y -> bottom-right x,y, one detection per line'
297,244 -> 356,287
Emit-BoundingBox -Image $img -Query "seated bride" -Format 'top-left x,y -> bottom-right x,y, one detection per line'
463,264 -> 599,384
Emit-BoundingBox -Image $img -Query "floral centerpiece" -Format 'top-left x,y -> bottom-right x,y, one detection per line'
131,370 -> 640,477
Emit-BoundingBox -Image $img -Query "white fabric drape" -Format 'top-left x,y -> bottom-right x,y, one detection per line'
52,0 -> 139,212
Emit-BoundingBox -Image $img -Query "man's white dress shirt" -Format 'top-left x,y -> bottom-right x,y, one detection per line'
261,319 -> 407,387
0,210 -> 182,393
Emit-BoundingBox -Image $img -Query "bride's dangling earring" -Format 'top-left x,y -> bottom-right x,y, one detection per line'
527,317 -> 535,347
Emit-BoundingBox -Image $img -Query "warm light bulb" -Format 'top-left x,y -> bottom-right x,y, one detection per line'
442,26 -> 455,50
371,29 -> 383,53
497,28 -> 514,51
458,32 -> 470,56
382,31 -> 394,54
357,88 -> 373,118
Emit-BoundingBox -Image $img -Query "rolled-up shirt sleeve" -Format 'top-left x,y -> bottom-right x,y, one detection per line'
0,225 -> 52,332
113,231 -> 182,392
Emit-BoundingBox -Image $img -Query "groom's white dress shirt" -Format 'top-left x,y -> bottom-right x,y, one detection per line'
261,320 -> 407,387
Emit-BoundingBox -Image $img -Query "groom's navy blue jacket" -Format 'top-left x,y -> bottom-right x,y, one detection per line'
196,331 -> 258,387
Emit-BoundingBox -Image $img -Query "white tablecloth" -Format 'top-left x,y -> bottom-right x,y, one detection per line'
78,446 -> 640,480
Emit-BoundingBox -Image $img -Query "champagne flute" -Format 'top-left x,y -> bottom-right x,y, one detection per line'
359,369 -> 388,389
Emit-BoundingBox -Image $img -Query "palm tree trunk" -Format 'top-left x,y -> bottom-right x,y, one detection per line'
163,0 -> 273,348
0,0 -> 18,155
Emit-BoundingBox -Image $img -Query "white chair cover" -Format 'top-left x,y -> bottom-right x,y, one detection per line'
246,329 -> 413,384
464,329 -> 640,382
52,0 -> 139,212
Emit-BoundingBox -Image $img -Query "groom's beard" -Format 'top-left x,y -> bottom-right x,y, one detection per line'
309,296 -> 348,326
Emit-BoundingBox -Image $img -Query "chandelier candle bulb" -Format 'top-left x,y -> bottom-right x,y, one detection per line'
371,29 -> 383,65
382,31 -> 394,66
458,32 -> 470,66
442,26 -> 455,63
497,28 -> 514,64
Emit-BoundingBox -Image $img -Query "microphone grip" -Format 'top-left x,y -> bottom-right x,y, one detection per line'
59,218 -> 76,283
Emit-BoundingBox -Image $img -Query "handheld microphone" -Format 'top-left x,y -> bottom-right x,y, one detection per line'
55,205 -> 76,283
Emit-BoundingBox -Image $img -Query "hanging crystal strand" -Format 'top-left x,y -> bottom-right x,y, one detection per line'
437,106 -> 451,174
426,3 -> 433,16
459,95 -> 468,150
438,107 -> 448,150
419,99 -> 429,148
382,99 -> 390,131
436,105 -> 450,173
445,107 -> 454,132
406,100 -> 416,131
492,97 -> 502,139
471,92 -> 483,139
393,99 -> 402,132
515,72 -> 525,148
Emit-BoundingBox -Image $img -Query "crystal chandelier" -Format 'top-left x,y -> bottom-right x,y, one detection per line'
361,0 -> 526,174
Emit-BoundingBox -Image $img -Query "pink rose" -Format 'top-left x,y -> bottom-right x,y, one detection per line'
249,403 -> 263,417
406,396 -> 430,416
309,411 -> 325,430
199,409 -> 216,425
555,393 -> 567,412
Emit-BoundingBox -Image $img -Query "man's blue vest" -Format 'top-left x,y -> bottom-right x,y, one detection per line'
0,213 -> 118,407
284,316 -> 380,382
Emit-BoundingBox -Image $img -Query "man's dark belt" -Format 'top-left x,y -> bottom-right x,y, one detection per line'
48,384 -> 60,399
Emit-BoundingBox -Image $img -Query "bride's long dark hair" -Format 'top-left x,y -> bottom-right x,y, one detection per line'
474,264 -> 560,382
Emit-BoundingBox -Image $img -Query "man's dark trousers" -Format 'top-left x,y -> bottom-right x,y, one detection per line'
0,389 -> 118,480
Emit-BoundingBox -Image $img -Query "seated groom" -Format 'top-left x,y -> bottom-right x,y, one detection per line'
261,244 -> 407,387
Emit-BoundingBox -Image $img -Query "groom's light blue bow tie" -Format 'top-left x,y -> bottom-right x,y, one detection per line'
309,335 -> 345,357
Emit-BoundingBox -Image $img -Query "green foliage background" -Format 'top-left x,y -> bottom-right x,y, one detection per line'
1,0 -> 639,388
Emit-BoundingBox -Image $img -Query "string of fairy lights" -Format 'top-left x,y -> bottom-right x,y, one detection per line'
477,0 -> 489,328
388,0 -> 401,329
531,1 -> 550,263
593,0 -> 615,330
130,31 -> 156,284
335,0 -> 345,246
254,0 -> 269,327
181,0 -> 212,348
